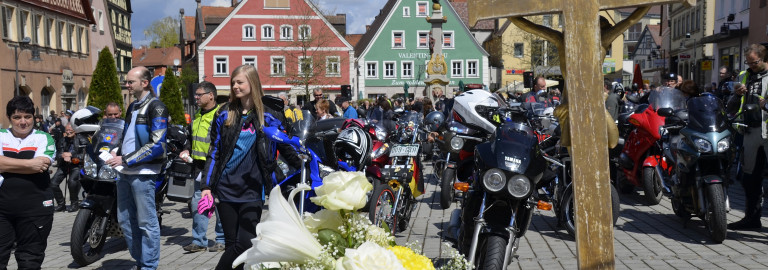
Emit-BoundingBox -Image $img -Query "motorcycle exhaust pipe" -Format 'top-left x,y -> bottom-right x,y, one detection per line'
467,193 -> 487,267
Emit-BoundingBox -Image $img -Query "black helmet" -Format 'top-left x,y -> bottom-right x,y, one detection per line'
333,127 -> 372,169
663,73 -> 677,81
424,111 -> 445,132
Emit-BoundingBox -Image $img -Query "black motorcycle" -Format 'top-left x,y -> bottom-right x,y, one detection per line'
456,103 -> 547,269
70,118 -> 124,266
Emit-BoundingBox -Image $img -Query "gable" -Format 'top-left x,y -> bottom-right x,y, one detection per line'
199,0 -> 352,50
358,0 -> 488,60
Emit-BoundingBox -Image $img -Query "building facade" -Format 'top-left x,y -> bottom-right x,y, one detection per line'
667,0 -> 715,86
0,0 -> 95,126
634,25 -> 665,86
700,0 -> 749,86
748,0 -> 767,46
197,0 -> 354,106
106,0 -> 130,83
89,0 -> 115,70
355,0 -> 489,100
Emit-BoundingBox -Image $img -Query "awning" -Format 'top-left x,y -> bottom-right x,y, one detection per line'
700,27 -> 748,44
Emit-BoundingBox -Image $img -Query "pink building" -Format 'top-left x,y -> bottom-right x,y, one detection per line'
197,0 -> 354,106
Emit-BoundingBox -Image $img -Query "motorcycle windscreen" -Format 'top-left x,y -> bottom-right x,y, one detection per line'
289,110 -> 315,142
91,118 -> 125,154
648,87 -> 687,111
686,95 -> 728,133
400,111 -> 422,127
492,121 -> 538,174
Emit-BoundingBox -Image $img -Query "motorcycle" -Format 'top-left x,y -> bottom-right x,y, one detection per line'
369,110 -> 424,235
616,87 -> 686,205
70,118 -> 124,266
457,100 -> 546,269
658,96 -> 756,243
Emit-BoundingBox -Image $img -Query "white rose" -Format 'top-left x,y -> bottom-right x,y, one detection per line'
311,172 -> 373,211
304,209 -> 344,233
341,241 -> 405,270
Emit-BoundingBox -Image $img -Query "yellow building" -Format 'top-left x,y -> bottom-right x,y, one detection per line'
485,11 -> 625,92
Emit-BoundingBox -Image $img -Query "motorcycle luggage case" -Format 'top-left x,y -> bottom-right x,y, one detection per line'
166,160 -> 195,202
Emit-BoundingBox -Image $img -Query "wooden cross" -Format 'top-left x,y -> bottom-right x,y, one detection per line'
468,0 -> 694,269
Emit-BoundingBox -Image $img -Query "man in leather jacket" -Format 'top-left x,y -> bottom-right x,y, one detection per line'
105,66 -> 168,270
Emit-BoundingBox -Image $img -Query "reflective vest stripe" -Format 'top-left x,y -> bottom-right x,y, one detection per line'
191,105 -> 219,160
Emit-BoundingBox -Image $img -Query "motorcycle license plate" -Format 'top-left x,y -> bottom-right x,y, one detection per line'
390,144 -> 420,157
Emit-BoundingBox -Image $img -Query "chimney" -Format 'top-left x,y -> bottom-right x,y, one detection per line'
196,0 -> 201,9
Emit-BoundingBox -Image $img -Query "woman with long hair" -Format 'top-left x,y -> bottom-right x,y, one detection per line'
199,65 -> 271,270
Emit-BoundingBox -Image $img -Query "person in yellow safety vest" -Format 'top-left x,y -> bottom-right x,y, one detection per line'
179,81 -> 226,252
726,44 -> 768,231
277,91 -> 303,125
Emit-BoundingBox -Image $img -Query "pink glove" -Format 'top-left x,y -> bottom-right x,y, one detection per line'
197,194 -> 215,218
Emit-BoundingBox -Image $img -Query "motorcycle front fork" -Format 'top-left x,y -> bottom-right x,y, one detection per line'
467,193 -> 519,268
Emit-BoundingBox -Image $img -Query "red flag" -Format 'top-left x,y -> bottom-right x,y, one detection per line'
632,63 -> 644,87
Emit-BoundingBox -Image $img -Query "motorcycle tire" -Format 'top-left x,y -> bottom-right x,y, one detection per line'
70,209 -> 108,266
369,183 -> 397,235
616,171 -> 635,194
440,167 -> 456,209
477,234 -> 507,270
705,184 -> 727,243
642,167 -> 663,205
562,184 -> 621,238
361,177 -> 379,212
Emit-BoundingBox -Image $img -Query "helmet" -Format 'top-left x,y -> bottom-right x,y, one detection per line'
663,73 -> 677,81
333,127 -> 372,169
424,111 -> 445,132
452,90 -> 500,134
71,106 -> 102,133
341,118 -> 365,130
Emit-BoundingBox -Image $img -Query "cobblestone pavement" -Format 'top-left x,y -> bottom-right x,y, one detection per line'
10,164 -> 768,269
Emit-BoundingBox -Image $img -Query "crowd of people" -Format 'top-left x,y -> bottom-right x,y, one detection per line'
0,43 -> 766,270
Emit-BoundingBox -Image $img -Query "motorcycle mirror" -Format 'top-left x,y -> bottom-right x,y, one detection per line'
657,108 -> 674,117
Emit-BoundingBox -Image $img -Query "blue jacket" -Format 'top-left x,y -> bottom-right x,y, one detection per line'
118,94 -> 169,167
343,105 -> 358,119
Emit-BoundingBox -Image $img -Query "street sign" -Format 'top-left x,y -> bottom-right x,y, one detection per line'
679,54 -> 691,59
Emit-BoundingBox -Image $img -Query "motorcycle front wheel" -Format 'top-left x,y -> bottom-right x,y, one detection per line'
70,209 -> 108,266
369,183 -> 397,235
477,234 -> 507,270
705,184 -> 727,243
440,167 -> 456,209
562,184 -> 621,238
642,167 -> 664,205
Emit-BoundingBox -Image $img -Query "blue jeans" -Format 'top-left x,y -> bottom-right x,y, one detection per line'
117,173 -> 160,270
191,180 -> 224,246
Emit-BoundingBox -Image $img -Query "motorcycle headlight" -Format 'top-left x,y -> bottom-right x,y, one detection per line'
371,143 -> 390,160
716,138 -> 729,153
694,138 -> 712,153
84,155 -> 98,178
98,165 -> 117,180
507,175 -> 531,198
375,127 -> 387,141
450,136 -> 464,152
482,168 -> 506,193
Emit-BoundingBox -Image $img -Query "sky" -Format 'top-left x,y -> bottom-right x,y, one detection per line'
130,0 -> 382,47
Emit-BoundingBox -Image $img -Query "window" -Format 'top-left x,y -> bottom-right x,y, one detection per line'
443,31 -> 454,48
32,14 -> 41,44
514,43 -> 524,57
416,1 -> 428,17
68,24 -> 74,51
57,22 -> 64,49
326,56 -> 340,76
264,0 -> 289,9
44,18 -> 52,47
98,10 -> 104,32
243,24 -> 255,40
543,14 -> 552,27
299,56 -> 312,75
383,61 -> 396,78
466,60 -> 479,77
403,7 -> 410,17
271,56 -> 284,76
451,60 -> 463,78
262,25 -> 274,40
76,27 -> 82,53
1,6 -> 14,39
298,25 -> 310,40
280,25 -> 292,40
392,31 -> 404,48
417,31 -> 429,48
401,61 -> 413,78
214,56 -> 228,76
20,10 -> 29,41
606,44 -> 612,58
243,56 -> 256,67
366,61 -> 378,78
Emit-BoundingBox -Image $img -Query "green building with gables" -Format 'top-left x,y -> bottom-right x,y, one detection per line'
354,0 -> 489,100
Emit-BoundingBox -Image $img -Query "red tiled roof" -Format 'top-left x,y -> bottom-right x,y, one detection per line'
451,1 -> 494,30
132,47 -> 182,67
345,34 -> 363,47
184,16 -> 196,40
647,24 -> 662,46
202,6 -> 234,23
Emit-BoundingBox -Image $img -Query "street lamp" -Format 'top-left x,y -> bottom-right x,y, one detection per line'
11,37 -> 42,96
720,13 -> 743,71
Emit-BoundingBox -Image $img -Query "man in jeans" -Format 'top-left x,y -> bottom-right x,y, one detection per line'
106,66 -> 168,270
180,81 -> 225,252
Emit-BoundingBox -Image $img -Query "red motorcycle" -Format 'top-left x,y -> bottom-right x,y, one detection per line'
616,88 -> 686,205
